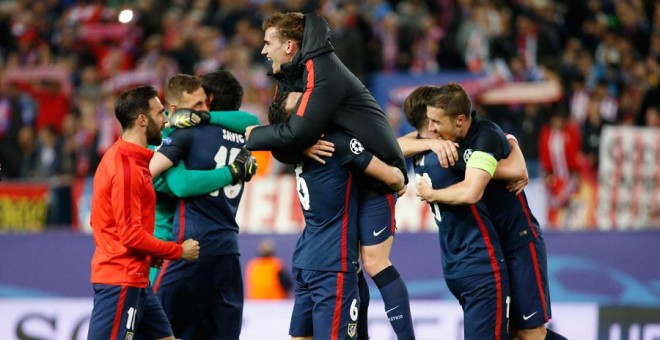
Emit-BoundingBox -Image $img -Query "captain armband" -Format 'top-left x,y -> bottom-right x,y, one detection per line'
466,151 -> 497,177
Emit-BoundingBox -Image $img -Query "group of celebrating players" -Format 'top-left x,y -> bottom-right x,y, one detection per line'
87,11 -> 567,340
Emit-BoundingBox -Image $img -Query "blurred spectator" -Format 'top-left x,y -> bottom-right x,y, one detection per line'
245,238 -> 292,300
520,104 -> 547,179
581,98 -> 607,177
538,107 -> 583,228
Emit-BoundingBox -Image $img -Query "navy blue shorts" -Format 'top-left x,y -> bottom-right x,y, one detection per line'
289,268 -> 360,339
358,193 -> 397,246
154,254 -> 243,339
446,270 -> 510,340
88,284 -> 172,340
508,238 -> 552,329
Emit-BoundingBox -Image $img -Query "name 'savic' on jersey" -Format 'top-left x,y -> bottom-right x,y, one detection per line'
414,150 -> 505,279
292,131 -> 373,273
157,125 -> 247,256
458,112 -> 542,251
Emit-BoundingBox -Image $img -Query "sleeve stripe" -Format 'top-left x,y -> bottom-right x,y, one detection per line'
466,150 -> 497,176
120,154 -> 132,229
296,59 -> 315,117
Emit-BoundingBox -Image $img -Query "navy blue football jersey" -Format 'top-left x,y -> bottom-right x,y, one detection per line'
292,131 -> 373,273
456,112 -> 540,250
414,150 -> 505,279
157,125 -> 247,256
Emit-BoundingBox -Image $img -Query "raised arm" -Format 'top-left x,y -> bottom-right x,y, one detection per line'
397,132 -> 459,167
493,135 -> 527,181
209,110 -> 260,133
168,109 -> 260,133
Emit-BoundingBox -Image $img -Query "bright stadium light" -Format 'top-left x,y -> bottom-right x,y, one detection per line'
118,9 -> 133,24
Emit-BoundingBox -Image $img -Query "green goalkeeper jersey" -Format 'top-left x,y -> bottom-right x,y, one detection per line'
149,110 -> 259,283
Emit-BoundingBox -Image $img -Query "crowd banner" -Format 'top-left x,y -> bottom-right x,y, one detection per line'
597,126 -> 660,229
0,182 -> 49,232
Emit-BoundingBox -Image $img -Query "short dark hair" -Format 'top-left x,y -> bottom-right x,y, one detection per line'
426,83 -> 472,119
268,91 -> 291,124
115,86 -> 158,130
202,70 -> 244,111
262,12 -> 304,47
403,85 -> 440,131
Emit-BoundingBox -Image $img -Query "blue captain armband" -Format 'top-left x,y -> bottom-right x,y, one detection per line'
466,151 -> 497,177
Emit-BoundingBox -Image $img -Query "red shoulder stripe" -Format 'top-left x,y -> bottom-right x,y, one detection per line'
296,60 -> 315,117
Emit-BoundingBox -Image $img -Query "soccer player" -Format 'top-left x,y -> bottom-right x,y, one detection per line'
149,73 -> 256,339
247,12 -> 415,339
148,72 -> 260,283
415,83 -> 567,340
270,91 -> 405,340
87,86 -> 200,340
403,86 -> 510,340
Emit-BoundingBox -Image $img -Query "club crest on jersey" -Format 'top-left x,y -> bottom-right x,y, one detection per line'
347,323 -> 357,338
349,138 -> 364,155
223,130 -> 245,143
161,137 -> 172,145
125,332 -> 134,340
463,148 -> 473,163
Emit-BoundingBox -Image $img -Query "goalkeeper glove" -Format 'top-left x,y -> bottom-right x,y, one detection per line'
244,157 -> 258,182
169,108 -> 211,128
228,148 -> 252,185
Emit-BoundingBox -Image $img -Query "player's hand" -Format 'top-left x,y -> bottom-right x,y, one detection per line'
507,174 -> 529,195
169,108 -> 210,128
151,257 -> 164,269
228,147 -> 253,184
181,239 -> 200,261
397,184 -> 407,197
429,139 -> 459,168
415,175 -> 434,202
243,157 -> 258,182
303,139 -> 334,164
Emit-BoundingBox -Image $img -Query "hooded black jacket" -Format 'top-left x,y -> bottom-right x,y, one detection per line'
246,13 -> 407,182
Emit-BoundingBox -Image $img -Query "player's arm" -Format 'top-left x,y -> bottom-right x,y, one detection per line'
169,109 -> 260,133
156,162 -> 234,197
150,128 -> 194,178
363,156 -> 405,192
346,143 -> 405,192
416,151 -> 496,204
246,61 -> 343,151
112,160 -> 183,260
493,135 -> 527,181
397,132 -> 459,167
208,111 -> 260,133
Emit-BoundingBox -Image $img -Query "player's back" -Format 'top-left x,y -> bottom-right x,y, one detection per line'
414,150 -> 505,279
484,183 -> 542,251
159,124 -> 247,256
292,131 -> 370,273
458,114 -> 540,250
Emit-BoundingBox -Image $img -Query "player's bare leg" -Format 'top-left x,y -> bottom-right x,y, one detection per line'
517,326 -> 546,340
361,236 -> 394,277
291,336 -> 312,340
518,326 -> 568,340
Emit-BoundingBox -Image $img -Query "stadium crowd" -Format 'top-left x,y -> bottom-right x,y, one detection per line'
0,0 -> 659,227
